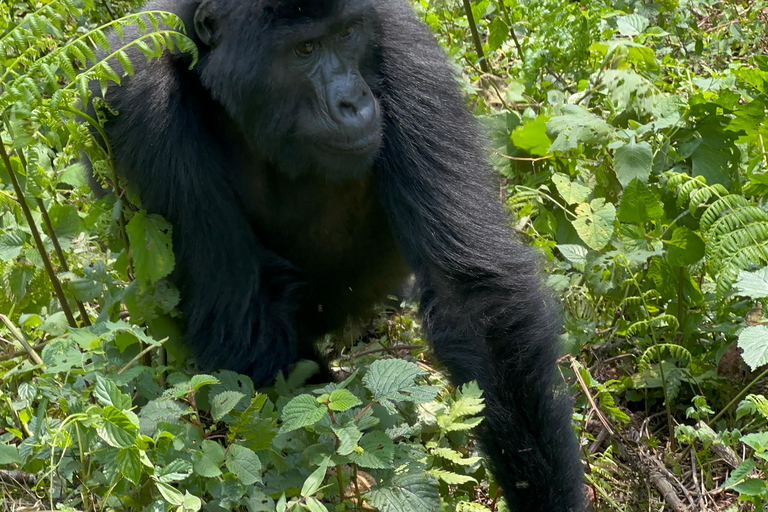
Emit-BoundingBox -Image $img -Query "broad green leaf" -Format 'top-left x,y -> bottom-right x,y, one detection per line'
156,459 -> 193,483
328,389 -> 362,411
225,444 -> 262,485
571,199 -> 616,250
557,244 -> 588,270
487,17 -> 507,51
279,394 -> 327,434
547,105 -> 613,153
741,432 -> 768,453
98,406 -> 139,448
155,481 -> 184,506
738,325 -> 768,371
349,431 -> 394,469
616,14 -> 649,36
665,227 -> 705,267
0,444 -> 22,465
126,210 -> 175,285
722,459 -> 756,489
617,179 -> 663,223
117,447 -> 142,484
94,375 -> 132,410
734,268 -> 768,299
211,390 -> 246,421
301,457 -> 330,497
368,472 -> 441,512
305,497 -> 329,512
510,115 -> 551,156
0,230 -> 25,260
731,478 -> 768,496
48,204 -> 83,247
333,423 -> 363,456
614,139 -> 653,187
552,173 -> 590,205
193,440 -> 224,478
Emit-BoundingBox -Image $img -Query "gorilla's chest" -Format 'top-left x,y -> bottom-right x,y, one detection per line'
241,169 -> 396,275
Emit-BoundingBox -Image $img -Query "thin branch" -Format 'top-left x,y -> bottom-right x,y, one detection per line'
0,141 -> 76,327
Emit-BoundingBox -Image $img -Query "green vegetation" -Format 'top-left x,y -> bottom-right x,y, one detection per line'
2,0 -> 768,510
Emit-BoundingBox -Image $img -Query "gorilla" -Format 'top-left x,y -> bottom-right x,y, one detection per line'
91,0 -> 586,509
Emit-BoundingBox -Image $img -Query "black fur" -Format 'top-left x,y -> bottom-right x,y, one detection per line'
91,0 -> 586,509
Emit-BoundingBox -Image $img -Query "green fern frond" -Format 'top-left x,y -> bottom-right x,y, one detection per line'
639,343 -> 692,369
626,314 -> 679,336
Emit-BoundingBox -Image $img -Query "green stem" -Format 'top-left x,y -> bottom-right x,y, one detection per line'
461,0 -> 490,73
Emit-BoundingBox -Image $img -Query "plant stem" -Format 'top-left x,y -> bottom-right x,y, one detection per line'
461,0 -> 490,73
709,366 -> 768,426
0,141 -> 77,327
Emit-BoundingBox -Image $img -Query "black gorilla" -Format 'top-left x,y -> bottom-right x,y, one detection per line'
92,0 -> 585,509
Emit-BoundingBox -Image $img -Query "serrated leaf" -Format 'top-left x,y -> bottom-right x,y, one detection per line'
190,374 -> 219,390
157,459 -> 193,483
487,17 -> 508,51
138,399 -> 188,435
225,444 -> 262,485
547,105 -> 613,153
0,230 -> 25,260
738,325 -> 768,371
126,210 -> 175,286
279,394 -> 327,434
211,390 -> 245,421
614,139 -> 653,187
333,423 -> 363,456
735,268 -> 768,299
432,447 -> 482,466
363,359 -> 436,412
571,199 -> 616,250
367,472 -> 440,512
427,468 -> 477,485
328,389 -> 362,411
722,458 -> 756,489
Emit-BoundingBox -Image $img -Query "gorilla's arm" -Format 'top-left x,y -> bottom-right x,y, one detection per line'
98,50 -> 302,384
373,3 -> 585,511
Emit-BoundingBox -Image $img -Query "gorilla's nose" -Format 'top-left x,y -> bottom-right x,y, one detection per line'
329,80 -> 377,131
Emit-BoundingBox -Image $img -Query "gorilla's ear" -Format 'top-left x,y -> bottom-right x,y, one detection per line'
193,0 -> 219,47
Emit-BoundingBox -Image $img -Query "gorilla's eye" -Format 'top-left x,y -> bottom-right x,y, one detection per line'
295,41 -> 315,56
341,24 -> 355,38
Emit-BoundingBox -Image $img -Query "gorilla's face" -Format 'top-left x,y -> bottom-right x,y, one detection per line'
194,0 -> 383,180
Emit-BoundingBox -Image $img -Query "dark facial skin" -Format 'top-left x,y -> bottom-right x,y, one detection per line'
194,0 -> 382,180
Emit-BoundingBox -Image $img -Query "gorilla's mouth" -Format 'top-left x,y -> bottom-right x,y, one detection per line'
317,132 -> 382,156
